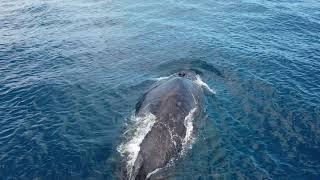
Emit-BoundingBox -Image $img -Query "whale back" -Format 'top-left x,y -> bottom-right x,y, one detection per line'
131,77 -> 203,179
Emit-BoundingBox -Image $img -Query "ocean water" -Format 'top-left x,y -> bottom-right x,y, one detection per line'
1,0 -> 320,179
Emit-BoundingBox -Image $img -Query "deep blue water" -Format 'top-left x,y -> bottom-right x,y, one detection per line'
1,0 -> 320,179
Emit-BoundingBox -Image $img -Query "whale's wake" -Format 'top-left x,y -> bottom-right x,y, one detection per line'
195,75 -> 216,94
181,107 -> 197,155
117,113 -> 156,178
151,75 -> 174,81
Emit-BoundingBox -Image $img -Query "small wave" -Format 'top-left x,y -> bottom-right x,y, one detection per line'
117,113 -> 156,178
194,75 -> 216,94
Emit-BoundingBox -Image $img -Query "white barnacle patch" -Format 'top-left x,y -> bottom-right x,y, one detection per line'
117,113 -> 156,178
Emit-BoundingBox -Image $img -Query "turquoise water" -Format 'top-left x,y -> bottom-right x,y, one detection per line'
1,0 -> 320,179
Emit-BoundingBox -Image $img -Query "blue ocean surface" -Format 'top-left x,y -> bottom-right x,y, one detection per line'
1,0 -> 320,179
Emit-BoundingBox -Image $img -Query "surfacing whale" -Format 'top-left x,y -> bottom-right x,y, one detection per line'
120,70 -> 209,180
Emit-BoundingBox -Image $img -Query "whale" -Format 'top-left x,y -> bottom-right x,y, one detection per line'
119,70 -> 208,180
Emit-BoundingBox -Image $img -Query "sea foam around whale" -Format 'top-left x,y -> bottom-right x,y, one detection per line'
152,74 -> 216,94
195,75 -> 216,94
117,113 -> 156,177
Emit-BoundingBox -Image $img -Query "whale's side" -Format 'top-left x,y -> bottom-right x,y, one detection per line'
128,75 -> 204,180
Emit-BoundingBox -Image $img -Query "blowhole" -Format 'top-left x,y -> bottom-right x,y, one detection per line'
178,72 -> 186,77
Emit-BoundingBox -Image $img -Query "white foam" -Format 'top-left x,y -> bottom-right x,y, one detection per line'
194,75 -> 216,94
145,157 -> 176,179
182,108 -> 197,155
151,75 -> 173,81
117,113 -> 156,178
146,167 -> 162,179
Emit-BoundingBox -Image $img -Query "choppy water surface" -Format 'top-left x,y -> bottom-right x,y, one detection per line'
1,0 -> 320,179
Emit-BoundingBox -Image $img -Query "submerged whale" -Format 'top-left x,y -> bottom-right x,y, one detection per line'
120,71 -> 209,180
